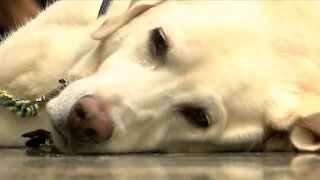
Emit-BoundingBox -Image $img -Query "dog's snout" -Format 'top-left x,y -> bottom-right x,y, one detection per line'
68,95 -> 113,143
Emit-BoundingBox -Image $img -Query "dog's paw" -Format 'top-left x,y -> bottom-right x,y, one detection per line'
263,133 -> 296,152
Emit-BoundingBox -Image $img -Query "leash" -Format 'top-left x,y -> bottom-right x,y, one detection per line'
0,79 -> 68,118
0,91 -> 40,118
98,0 -> 112,18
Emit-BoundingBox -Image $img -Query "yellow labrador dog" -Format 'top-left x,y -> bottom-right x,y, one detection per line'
0,0 -> 320,154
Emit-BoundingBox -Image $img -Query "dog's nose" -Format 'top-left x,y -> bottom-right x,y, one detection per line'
68,95 -> 113,143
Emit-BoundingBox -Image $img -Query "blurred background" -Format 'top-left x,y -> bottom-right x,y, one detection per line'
0,0 -> 57,41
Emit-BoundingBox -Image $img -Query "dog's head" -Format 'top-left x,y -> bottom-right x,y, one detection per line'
47,1 -> 309,154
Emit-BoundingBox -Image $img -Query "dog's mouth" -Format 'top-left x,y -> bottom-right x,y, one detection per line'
51,123 -> 70,152
51,125 -> 109,154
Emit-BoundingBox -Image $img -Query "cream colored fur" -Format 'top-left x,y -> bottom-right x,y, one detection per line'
0,0 -> 320,153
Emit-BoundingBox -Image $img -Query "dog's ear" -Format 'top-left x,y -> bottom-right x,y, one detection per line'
290,113 -> 320,152
91,0 -> 165,40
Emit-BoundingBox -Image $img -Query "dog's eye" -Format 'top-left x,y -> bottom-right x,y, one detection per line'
180,107 -> 210,128
150,27 -> 168,57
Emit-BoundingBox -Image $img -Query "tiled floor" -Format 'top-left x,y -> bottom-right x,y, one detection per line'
0,148 -> 319,180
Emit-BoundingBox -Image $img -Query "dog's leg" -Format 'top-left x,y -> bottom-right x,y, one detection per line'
0,1 -> 101,147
